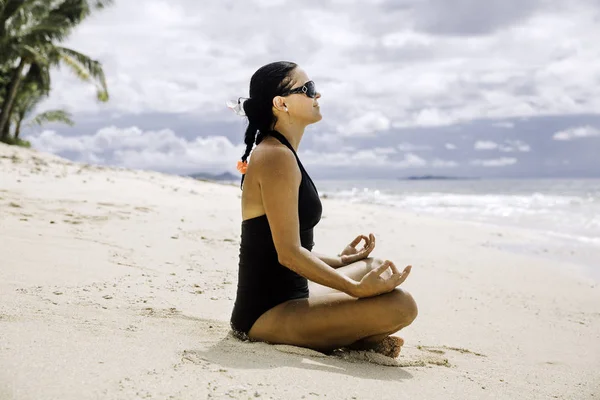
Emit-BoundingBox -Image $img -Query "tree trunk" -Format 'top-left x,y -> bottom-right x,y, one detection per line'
1,124 -> 10,141
0,59 -> 26,141
14,112 -> 25,139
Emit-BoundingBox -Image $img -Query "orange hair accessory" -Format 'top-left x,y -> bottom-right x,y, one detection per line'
236,160 -> 248,174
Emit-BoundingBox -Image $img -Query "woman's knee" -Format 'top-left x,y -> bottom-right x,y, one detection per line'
365,257 -> 385,268
386,288 -> 418,328
364,257 -> 387,276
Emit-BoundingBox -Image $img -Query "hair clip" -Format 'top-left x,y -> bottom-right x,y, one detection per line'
226,97 -> 248,117
236,160 -> 248,174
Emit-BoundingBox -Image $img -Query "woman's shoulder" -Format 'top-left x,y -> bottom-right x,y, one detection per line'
249,142 -> 300,183
251,140 -> 295,166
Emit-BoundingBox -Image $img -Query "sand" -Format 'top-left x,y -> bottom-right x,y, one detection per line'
1,142 -> 599,400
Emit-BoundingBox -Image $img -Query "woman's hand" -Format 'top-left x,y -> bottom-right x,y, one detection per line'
351,261 -> 411,298
339,233 -> 376,265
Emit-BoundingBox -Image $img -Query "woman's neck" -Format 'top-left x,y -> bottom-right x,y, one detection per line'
271,123 -> 305,151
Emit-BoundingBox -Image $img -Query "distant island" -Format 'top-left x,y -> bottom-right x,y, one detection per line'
399,175 -> 479,181
189,171 -> 238,181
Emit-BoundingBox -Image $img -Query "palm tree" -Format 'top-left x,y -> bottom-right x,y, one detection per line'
0,0 -> 112,141
10,77 -> 74,140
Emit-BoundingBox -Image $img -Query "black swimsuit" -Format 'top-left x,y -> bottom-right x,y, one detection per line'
230,130 -> 322,338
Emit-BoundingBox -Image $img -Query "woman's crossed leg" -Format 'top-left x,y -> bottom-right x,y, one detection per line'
248,258 -> 418,354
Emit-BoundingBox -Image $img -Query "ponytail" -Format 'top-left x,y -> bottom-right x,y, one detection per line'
236,61 -> 298,190
239,121 -> 258,189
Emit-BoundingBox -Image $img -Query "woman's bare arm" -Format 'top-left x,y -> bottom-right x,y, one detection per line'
312,252 -> 344,269
256,147 -> 358,295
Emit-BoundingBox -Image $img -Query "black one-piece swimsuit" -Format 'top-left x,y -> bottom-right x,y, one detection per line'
230,130 -> 323,338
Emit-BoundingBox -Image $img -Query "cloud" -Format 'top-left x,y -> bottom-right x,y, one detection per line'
406,0 -> 547,36
432,159 -> 459,168
501,140 -> 531,152
400,153 -> 428,167
445,143 -> 457,150
25,126 -> 433,173
492,121 -> 515,128
397,143 -> 433,151
373,147 -> 397,155
301,149 -> 425,168
337,112 -> 391,137
553,125 -> 600,141
474,141 -> 499,150
470,157 -> 518,167
37,0 -> 600,133
313,132 -> 343,150
25,127 -> 245,174
474,139 -> 530,152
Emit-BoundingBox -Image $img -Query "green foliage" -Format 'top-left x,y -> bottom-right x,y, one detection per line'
28,109 -> 74,127
0,0 -> 112,143
0,135 -> 31,148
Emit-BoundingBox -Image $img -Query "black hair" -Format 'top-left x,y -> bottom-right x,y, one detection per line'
239,61 -> 298,188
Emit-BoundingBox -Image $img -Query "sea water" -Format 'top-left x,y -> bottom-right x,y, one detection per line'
315,179 -> 600,247
314,178 -> 600,277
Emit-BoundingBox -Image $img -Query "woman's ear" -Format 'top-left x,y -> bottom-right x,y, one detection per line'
272,96 -> 287,112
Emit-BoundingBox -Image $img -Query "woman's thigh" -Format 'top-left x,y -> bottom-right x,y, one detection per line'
247,286 -> 417,352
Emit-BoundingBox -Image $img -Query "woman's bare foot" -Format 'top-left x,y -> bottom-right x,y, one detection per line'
348,336 -> 404,358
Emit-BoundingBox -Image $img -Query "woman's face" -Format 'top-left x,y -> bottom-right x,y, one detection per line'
281,68 -> 322,125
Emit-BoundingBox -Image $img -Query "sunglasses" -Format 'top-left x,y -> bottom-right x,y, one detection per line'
283,80 -> 318,98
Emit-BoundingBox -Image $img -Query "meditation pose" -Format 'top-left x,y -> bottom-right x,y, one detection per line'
229,61 -> 418,358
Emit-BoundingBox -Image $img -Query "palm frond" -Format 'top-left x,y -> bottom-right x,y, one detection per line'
88,0 -> 114,9
23,62 -> 51,93
0,0 -> 34,29
0,0 -> 24,31
28,109 -> 74,127
0,0 -> 35,57
20,44 -> 50,66
56,46 -> 109,101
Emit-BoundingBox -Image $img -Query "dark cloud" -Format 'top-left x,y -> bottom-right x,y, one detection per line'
409,0 -> 545,36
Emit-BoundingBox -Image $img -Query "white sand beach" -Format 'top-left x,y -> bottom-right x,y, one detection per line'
1,143 -> 599,400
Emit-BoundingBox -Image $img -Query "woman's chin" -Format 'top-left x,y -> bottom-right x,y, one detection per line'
313,110 -> 323,122
303,110 -> 323,125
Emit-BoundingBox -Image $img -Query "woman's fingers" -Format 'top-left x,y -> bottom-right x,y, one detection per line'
349,235 -> 364,248
342,234 -> 377,265
396,265 -> 412,285
359,262 -> 412,296
387,260 -> 400,276
351,235 -> 370,252
356,238 -> 374,255
373,260 -> 391,277
384,264 -> 411,289
361,234 -> 375,253
350,233 -> 376,252
361,235 -> 372,251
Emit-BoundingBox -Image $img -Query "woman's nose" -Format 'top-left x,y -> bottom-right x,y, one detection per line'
316,92 -> 321,99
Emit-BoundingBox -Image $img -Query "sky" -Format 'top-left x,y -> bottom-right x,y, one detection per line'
25,0 -> 600,179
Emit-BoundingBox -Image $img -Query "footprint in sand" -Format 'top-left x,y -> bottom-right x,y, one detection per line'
63,219 -> 83,225
141,307 -> 181,318
140,307 -> 205,322
417,345 -> 486,358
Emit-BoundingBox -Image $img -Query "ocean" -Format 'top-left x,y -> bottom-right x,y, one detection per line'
314,178 -> 600,248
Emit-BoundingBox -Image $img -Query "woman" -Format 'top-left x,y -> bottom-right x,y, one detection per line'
229,61 -> 417,357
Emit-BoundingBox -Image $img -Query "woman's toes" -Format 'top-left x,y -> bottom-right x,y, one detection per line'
372,336 -> 403,358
